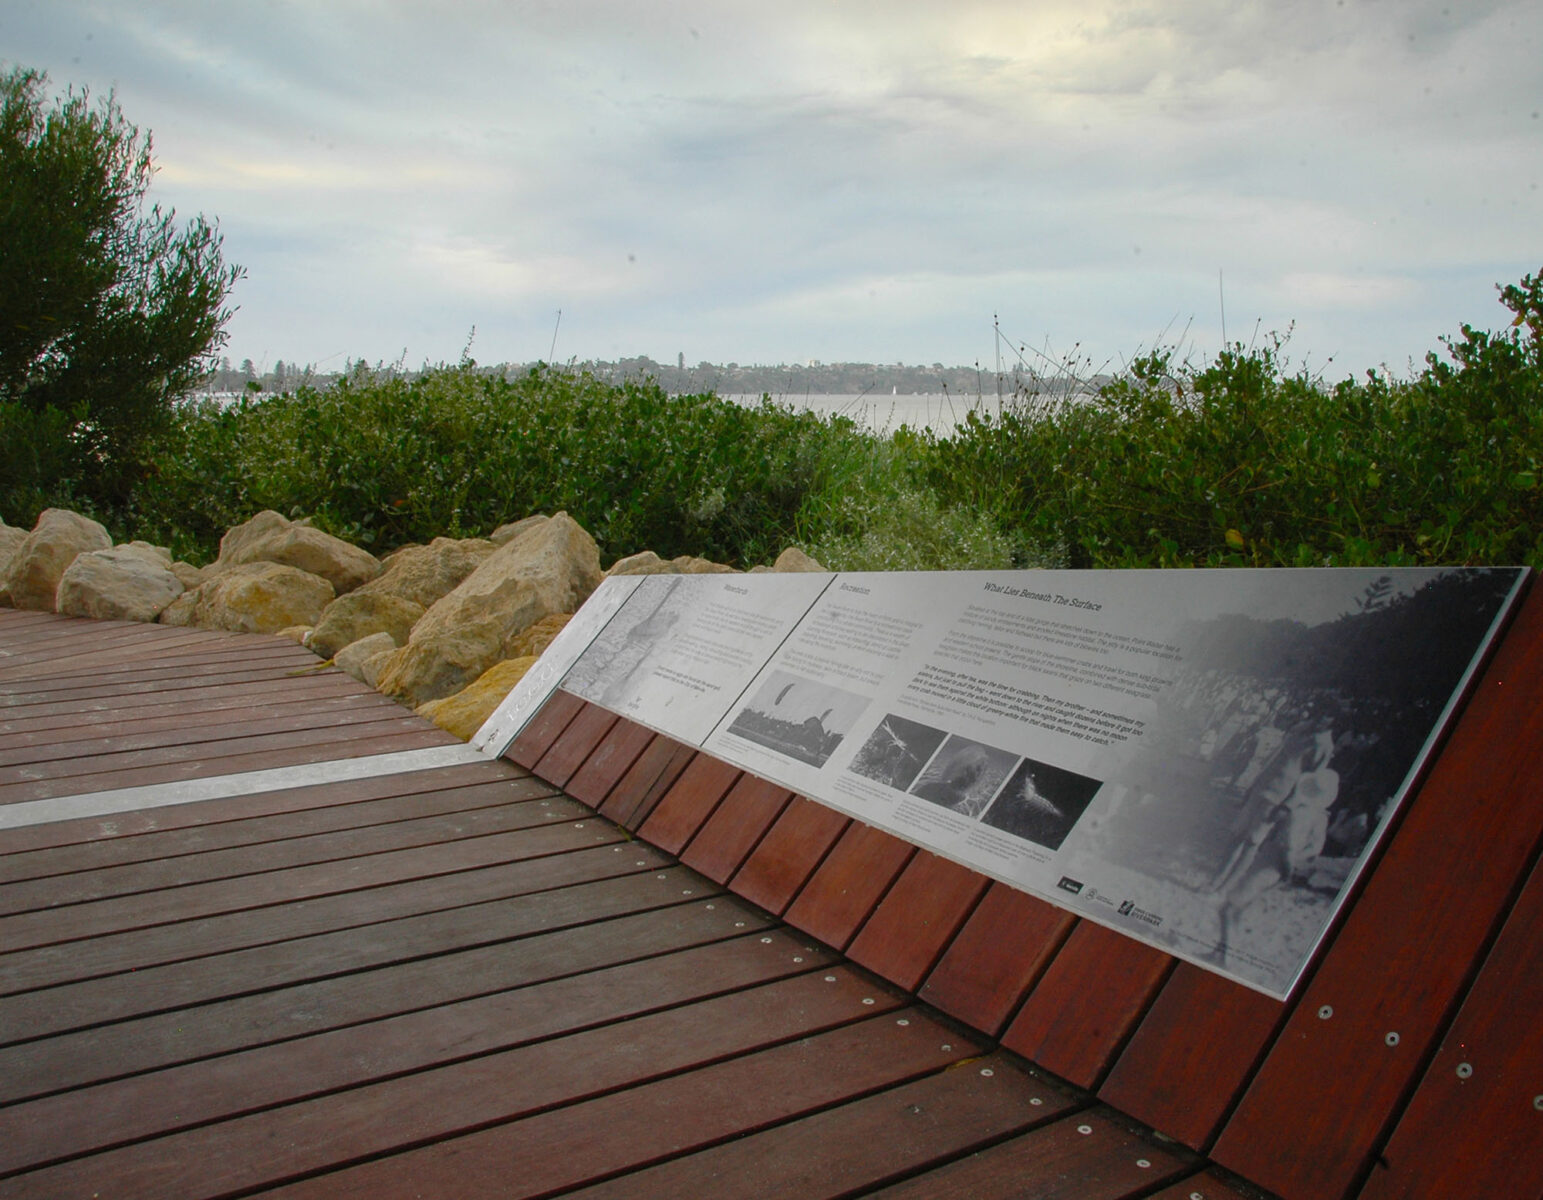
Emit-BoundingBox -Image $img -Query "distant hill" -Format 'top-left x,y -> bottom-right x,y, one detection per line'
199,355 -> 1099,400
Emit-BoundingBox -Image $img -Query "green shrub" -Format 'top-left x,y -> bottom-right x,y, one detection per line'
141,365 -> 885,568
921,269 -> 1543,569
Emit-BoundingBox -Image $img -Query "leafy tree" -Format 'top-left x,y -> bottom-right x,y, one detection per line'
0,65 -> 241,522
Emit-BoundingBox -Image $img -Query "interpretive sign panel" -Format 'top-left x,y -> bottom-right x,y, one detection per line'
478,566 -> 1527,998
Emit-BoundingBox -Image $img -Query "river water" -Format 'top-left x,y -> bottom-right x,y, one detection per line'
718,392 -> 1019,437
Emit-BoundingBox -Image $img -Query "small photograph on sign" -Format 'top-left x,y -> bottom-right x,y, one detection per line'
981,758 -> 1105,851
726,670 -> 870,768
564,574 -> 694,710
907,734 -> 1020,819
847,713 -> 949,791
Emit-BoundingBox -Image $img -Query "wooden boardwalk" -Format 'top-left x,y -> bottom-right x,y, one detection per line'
3,599 -> 1540,1199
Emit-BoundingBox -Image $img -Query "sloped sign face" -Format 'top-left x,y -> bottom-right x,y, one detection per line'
478,566 -> 1527,999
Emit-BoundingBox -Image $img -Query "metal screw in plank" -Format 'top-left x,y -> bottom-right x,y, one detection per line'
1456,1062 -> 1474,1079
1318,1005 -> 1334,1020
1385,1031 -> 1401,1047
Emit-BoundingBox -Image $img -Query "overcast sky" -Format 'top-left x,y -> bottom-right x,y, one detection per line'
6,1 -> 1540,379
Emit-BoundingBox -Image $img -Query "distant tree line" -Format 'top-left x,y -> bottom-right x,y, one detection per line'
203,355 -> 1099,400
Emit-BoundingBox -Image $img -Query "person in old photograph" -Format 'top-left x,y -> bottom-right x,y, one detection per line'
1213,725 -> 1341,960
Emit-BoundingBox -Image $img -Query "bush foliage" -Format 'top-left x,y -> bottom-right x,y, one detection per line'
4,270 -> 1540,575
0,66 -> 240,524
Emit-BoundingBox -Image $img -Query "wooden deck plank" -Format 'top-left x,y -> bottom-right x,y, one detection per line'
254,1007 -> 982,1200
0,691 -> 402,762
0,673 -> 366,735
504,688 -> 586,768
845,849 -> 991,992
0,635 -> 312,681
1210,583 -> 1543,1200
563,714 -> 655,807
3,968 -> 900,1198
635,753 -> 742,854
918,881 -> 1077,1037
0,858 -> 694,1038
862,1106 -> 1197,1200
729,793 -> 851,915
0,661 -> 345,709
1354,848 -> 1543,1200
0,895 -> 770,1106
0,636 -> 322,683
0,773 -> 554,882
531,701 -> 620,786
1000,921 -> 1174,1090
783,820 -> 916,950
1,924 -> 828,1172
0,818 -> 628,952
1098,963 -> 1283,1150
678,773 -> 794,884
595,734 -> 696,830
0,619 -> 222,662
557,1051 -> 1073,1200
0,797 -> 576,915
0,760 -> 522,856
0,837 -> 659,999
0,725 -> 456,805
0,706 -> 423,777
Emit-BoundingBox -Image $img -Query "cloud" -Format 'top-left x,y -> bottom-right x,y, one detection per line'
7,0 -> 1539,374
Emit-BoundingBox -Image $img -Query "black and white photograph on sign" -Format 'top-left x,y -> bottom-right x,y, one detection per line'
847,714 -> 949,791
1060,567 -> 1523,993
558,572 -> 833,745
907,734 -> 1020,819
725,671 -> 871,768
981,758 -> 1105,851
562,574 -> 693,710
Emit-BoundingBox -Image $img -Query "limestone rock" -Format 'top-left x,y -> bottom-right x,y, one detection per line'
489,515 -> 547,546
379,512 -> 601,706
2,509 -> 113,611
352,536 -> 495,609
416,657 -> 537,740
335,632 -> 399,686
0,518 -> 25,606
156,590 -> 200,627
510,612 -> 572,658
56,545 -> 185,622
772,546 -> 826,572
163,561 -> 335,634
132,540 -> 173,562
606,550 -> 677,577
309,591 -> 424,659
363,647 -> 399,691
275,626 -> 313,645
214,510 -> 381,595
672,555 -> 738,574
170,561 -> 207,590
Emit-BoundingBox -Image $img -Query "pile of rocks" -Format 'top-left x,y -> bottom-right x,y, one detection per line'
0,507 -> 823,739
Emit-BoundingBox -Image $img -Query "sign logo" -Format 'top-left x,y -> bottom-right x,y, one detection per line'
1057,876 -> 1084,895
